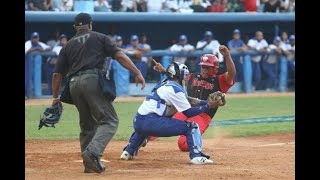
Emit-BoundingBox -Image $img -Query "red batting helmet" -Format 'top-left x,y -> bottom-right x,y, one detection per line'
199,54 -> 219,68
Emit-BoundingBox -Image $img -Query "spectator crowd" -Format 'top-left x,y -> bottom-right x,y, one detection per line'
25,29 -> 295,99
25,0 -> 295,13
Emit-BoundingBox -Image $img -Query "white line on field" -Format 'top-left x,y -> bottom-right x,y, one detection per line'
213,141 -> 295,150
73,159 -> 110,163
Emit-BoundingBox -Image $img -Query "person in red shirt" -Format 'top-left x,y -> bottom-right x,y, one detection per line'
151,45 -> 236,151
243,0 -> 257,12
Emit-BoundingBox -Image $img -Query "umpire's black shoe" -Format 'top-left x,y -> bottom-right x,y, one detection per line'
81,150 -> 106,173
84,161 -> 106,173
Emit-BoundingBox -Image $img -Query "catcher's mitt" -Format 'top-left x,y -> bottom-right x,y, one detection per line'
208,91 -> 226,107
38,102 -> 63,130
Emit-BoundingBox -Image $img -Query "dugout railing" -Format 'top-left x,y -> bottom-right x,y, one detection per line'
29,50 -> 291,98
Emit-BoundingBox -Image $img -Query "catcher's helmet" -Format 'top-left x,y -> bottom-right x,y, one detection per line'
166,62 -> 190,82
38,103 -> 63,130
199,54 -> 219,68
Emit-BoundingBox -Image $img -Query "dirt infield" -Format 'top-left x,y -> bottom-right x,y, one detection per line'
25,92 -> 295,106
26,133 -> 294,180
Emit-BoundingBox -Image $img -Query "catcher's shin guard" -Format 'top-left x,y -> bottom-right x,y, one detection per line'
186,121 -> 202,155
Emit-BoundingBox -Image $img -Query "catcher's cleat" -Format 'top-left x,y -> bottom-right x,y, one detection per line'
81,150 -> 106,173
120,151 -> 133,160
141,137 -> 150,147
190,157 -> 213,165
200,152 -> 211,159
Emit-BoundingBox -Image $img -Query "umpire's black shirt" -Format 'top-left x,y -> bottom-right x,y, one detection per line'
54,29 -> 120,76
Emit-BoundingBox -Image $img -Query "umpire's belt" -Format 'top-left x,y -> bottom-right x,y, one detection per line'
72,68 -> 100,77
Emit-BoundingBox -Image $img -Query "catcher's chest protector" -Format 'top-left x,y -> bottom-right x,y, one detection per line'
187,73 -> 221,100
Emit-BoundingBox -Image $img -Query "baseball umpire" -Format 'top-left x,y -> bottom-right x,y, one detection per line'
152,45 -> 236,151
51,12 -> 145,173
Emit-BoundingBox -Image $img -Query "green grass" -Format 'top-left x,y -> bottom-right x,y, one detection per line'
25,96 -> 295,140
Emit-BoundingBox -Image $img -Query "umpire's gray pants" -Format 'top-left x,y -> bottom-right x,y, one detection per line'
69,72 -> 118,158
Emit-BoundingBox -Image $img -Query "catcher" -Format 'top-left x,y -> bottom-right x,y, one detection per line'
151,45 -> 236,152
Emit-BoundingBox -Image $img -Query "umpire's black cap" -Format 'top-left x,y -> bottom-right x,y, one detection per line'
74,13 -> 92,26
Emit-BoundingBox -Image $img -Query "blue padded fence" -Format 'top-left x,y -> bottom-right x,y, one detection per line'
31,49 -> 289,98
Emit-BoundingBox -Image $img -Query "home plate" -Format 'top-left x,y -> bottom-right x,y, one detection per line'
73,159 -> 110,163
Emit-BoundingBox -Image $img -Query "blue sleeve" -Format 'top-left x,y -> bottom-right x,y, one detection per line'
227,40 -> 232,47
199,100 -> 207,106
182,104 -> 209,118
240,40 -> 244,46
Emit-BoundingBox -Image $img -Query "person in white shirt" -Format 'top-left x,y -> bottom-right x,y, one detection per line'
25,32 -> 51,98
196,31 -> 223,62
146,0 -> 165,12
46,34 -> 68,95
120,62 -> 220,164
247,31 -> 268,91
164,0 -> 179,12
262,36 -> 282,91
121,0 -> 138,12
94,0 -> 111,12
169,35 -> 195,64
196,31 -> 223,73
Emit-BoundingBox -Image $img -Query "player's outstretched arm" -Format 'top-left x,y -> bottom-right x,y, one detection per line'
114,51 -> 145,90
187,96 -> 207,106
152,59 -> 166,73
219,45 -> 236,85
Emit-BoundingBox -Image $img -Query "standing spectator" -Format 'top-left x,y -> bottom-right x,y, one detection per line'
227,29 -> 247,82
164,0 -> 179,12
46,30 -> 60,48
112,35 -> 131,96
207,0 -> 225,12
26,0 -> 29,10
121,0 -> 138,12
196,31 -> 223,63
28,0 -> 53,11
125,35 -> 147,81
280,31 -> 289,45
146,0 -> 165,12
114,35 -> 126,49
282,35 -> 295,85
247,31 -> 268,91
257,0 -> 266,12
286,0 -> 295,12
263,36 -> 282,91
139,34 -> 153,81
179,0 -> 194,13
190,0 -> 210,12
25,32 -> 51,98
136,0 -> 147,12
112,0 -> 123,11
243,0 -> 257,12
52,0 -> 74,11
263,0 -> 284,13
46,34 -> 68,95
226,0 -> 245,12
139,34 -> 152,68
169,34 -> 195,64
94,0 -> 111,12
